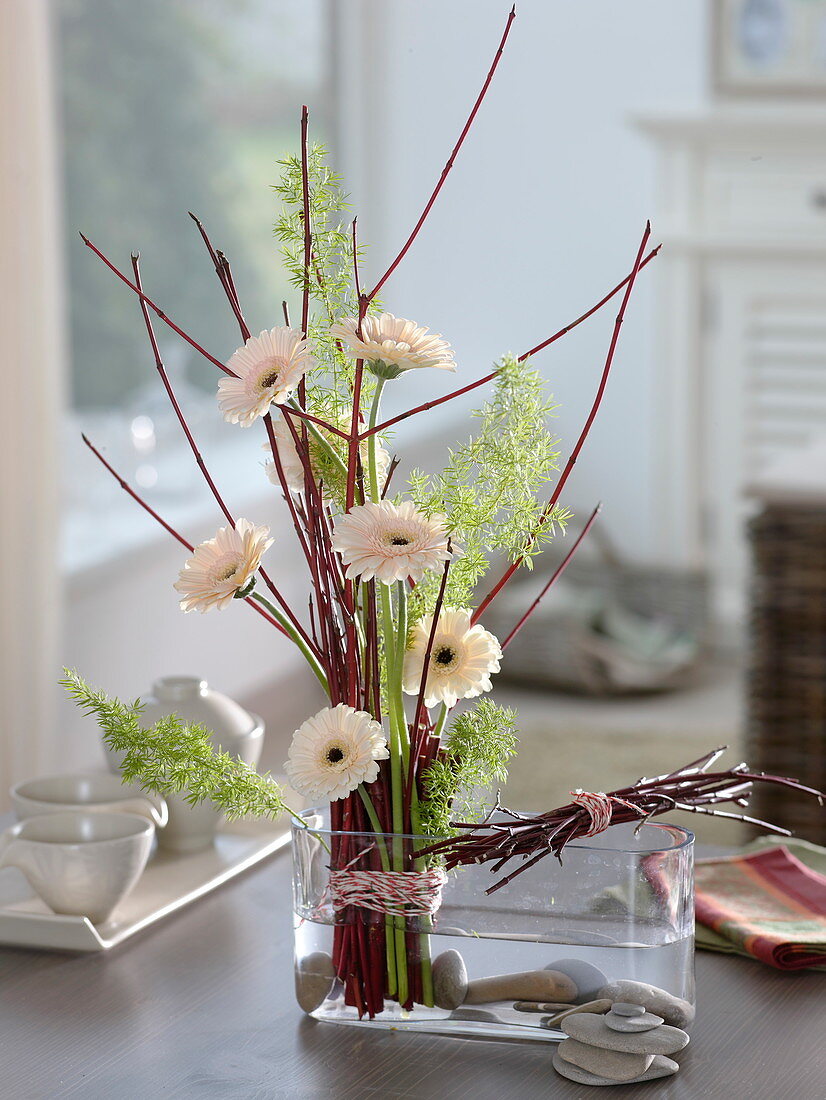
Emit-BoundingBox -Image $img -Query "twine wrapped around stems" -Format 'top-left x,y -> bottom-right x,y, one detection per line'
570,789 -> 640,837
329,866 -> 448,919
422,747 -> 825,893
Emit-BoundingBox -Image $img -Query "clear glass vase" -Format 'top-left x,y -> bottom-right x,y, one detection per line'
291,807 -> 694,1041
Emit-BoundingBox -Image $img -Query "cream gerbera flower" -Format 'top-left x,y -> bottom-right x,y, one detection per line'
332,500 -> 452,584
402,607 -> 502,709
217,327 -> 314,426
330,312 -> 456,379
174,519 -> 273,613
263,417 -> 391,497
284,703 -> 389,802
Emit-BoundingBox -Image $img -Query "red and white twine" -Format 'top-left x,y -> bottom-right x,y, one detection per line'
329,866 -> 448,919
570,789 -> 641,837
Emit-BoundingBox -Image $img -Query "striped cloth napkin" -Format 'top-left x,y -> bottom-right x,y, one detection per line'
695,836 -> 826,971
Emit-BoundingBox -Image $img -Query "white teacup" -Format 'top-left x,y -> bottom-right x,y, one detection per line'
0,811 -> 154,923
11,773 -> 167,829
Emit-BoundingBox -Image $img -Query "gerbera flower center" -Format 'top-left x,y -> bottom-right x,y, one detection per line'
432,644 -> 458,670
255,355 -> 289,393
384,528 -> 412,548
325,743 -> 347,765
210,555 -> 243,583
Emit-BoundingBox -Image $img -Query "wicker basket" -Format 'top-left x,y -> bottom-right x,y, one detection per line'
746,505 -> 826,844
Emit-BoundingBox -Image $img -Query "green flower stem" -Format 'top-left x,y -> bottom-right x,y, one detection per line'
286,399 -> 348,480
250,592 -> 328,692
393,581 -> 410,776
378,576 -> 408,1004
367,377 -> 411,1006
358,785 -> 398,998
389,580 -> 413,1006
432,703 -> 449,742
366,380 -> 385,503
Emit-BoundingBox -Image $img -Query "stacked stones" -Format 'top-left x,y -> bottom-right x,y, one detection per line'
553,1001 -> 690,1087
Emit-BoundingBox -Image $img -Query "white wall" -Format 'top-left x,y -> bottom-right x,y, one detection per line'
338,0 -> 708,560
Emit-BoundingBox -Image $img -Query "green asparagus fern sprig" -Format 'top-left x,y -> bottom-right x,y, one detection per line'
419,699 -> 518,837
407,353 -> 570,619
61,669 -> 297,822
273,143 -> 378,417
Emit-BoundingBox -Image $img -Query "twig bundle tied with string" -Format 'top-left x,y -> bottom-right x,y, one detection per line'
62,4 -> 821,1023
424,748 -> 826,892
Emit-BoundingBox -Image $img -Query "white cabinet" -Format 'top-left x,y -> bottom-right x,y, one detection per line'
636,110 -> 826,627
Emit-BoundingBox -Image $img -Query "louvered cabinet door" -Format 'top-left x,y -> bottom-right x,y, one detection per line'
702,259 -> 826,622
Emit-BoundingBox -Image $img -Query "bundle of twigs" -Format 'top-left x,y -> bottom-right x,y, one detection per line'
423,747 -> 825,892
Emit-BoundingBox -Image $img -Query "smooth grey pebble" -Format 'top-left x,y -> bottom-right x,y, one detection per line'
545,957 -> 607,1002
605,1009 -> 664,1033
598,979 -> 695,1029
553,1050 -> 679,1086
559,1038 -> 653,1082
612,1001 -> 646,1017
449,1007 -> 500,1023
294,951 -> 336,1013
563,1012 -> 690,1055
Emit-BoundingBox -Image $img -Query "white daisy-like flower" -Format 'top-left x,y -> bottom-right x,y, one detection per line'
174,518 -> 273,613
263,416 -> 391,497
332,499 -> 451,584
330,312 -> 456,379
284,703 -> 389,802
402,607 -> 502,709
217,327 -> 314,426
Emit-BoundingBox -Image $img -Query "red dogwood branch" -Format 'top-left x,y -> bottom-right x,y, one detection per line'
501,502 -> 601,649
359,244 -> 660,441
81,233 -> 347,441
472,221 -> 651,624
80,234 -> 232,374
423,750 -> 825,892
188,213 -> 251,341
300,105 -> 312,340
366,6 -> 517,302
80,434 -> 291,639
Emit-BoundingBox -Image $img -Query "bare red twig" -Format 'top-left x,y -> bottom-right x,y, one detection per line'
81,233 -> 347,441
472,222 -> 651,625
408,544 -> 453,802
300,105 -> 312,340
359,244 -> 661,441
421,747 -> 825,892
519,245 -> 661,362
280,404 -> 350,441
188,213 -> 251,341
80,434 -> 291,639
501,502 -> 601,649
80,234 -> 232,375
345,219 -> 367,512
131,254 -> 234,530
366,6 -> 517,302
130,254 -> 319,655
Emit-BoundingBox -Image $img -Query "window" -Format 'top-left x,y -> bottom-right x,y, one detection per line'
56,0 -> 332,571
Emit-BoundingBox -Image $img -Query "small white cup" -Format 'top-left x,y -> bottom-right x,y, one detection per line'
0,811 -> 154,923
11,773 -> 167,829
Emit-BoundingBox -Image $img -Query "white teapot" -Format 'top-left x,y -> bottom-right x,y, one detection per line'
105,676 -> 265,853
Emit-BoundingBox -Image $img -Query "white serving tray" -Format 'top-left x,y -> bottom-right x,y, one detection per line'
0,816 -> 291,952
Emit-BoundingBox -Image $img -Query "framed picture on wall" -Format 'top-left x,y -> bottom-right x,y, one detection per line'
713,0 -> 826,95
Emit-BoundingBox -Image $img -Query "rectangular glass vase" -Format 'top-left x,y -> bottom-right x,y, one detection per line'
292,807 -> 694,1042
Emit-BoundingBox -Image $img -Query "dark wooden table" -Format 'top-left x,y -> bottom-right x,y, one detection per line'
1,844 -> 824,1100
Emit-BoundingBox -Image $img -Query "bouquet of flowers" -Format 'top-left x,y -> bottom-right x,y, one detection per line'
64,7 -> 822,1022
